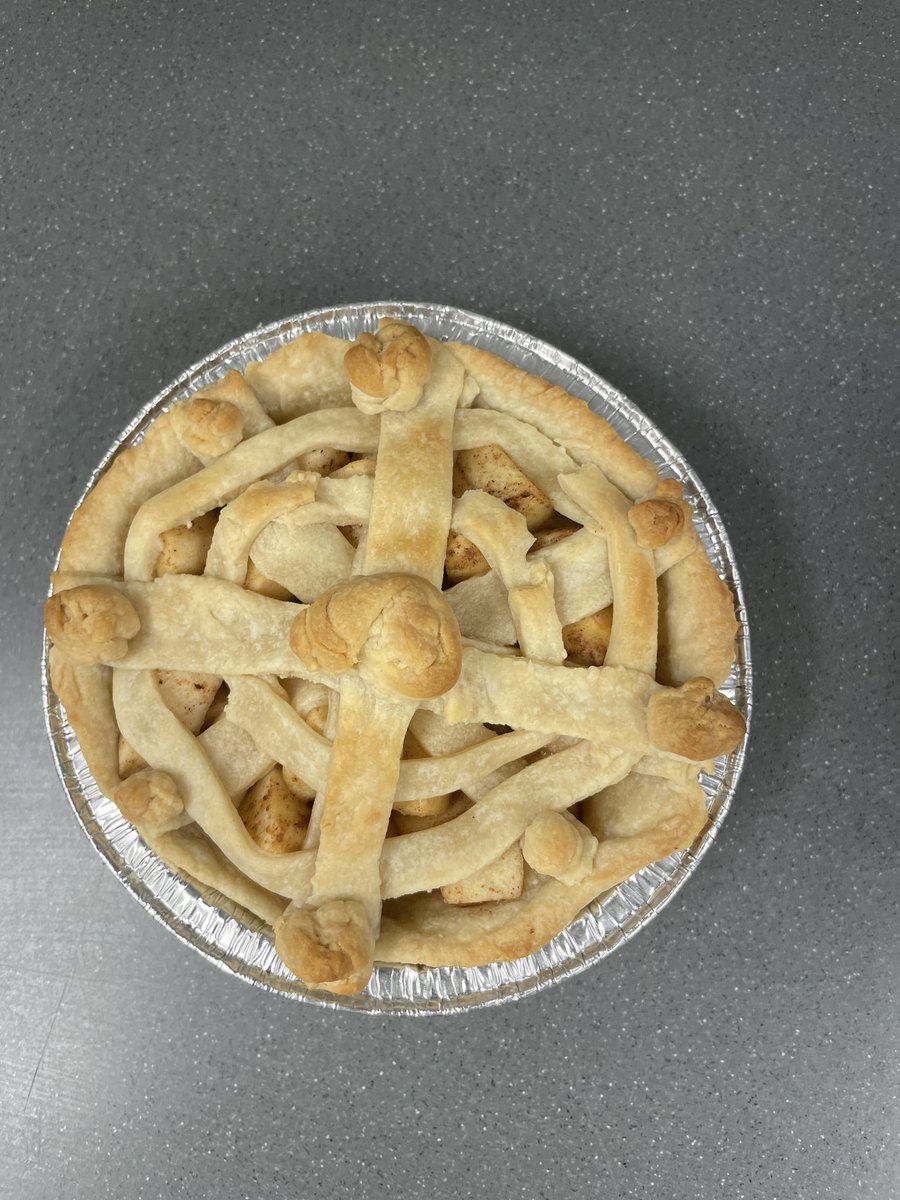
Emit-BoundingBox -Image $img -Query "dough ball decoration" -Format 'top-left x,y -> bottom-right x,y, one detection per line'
45,317 -> 745,996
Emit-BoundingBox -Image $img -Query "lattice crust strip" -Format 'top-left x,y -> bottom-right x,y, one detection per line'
45,318 -> 744,995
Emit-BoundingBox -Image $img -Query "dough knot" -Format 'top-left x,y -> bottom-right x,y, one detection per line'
290,573 -> 462,699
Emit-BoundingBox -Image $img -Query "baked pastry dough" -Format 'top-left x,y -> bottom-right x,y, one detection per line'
45,317 -> 745,994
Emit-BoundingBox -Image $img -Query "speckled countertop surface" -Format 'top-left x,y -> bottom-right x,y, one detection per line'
2,2 -> 897,1197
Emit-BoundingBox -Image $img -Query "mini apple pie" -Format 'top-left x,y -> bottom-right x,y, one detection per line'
45,318 -> 745,995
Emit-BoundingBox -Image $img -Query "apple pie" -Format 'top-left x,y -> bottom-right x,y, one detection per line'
45,317 -> 745,995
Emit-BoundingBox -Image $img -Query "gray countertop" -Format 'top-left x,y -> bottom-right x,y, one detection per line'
2,2 -> 897,1197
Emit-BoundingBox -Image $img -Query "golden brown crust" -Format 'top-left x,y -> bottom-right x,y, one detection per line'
379,775 -> 707,968
647,677 -> 746,760
190,369 -> 273,438
49,650 -> 120,795
344,320 -> 432,413
274,899 -> 375,994
360,339 -> 463,589
57,411 -> 200,579
171,396 -> 244,459
628,498 -> 685,549
45,585 -> 141,664
521,810 -> 597,884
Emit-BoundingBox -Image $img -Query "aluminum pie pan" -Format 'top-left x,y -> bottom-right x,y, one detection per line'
43,300 -> 752,1016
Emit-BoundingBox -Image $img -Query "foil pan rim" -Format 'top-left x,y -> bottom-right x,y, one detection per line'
42,300 -> 752,1016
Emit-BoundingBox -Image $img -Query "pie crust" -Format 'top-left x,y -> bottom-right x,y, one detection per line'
45,317 -> 745,995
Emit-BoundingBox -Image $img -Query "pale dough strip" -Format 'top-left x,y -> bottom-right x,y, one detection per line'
436,649 -> 659,756
451,490 -> 565,663
560,465 -> 658,676
50,575 -> 700,764
48,650 -> 121,796
377,776 -> 706,967
58,411 -> 200,578
446,522 -> 696,647
452,408 -> 582,522
306,675 -> 413,918
205,475 -> 318,583
249,474 -> 374,600
52,575 -> 311,679
224,675 -> 552,804
148,827 -> 288,925
122,404 -> 583,584
277,471 -> 374,521
124,409 -> 381,580
51,578 -> 666,754
381,743 -> 634,899
199,716 -> 273,799
243,331 -> 352,421
362,342 -> 465,587
112,668 -> 314,899
448,341 -> 660,501
446,527 -> 612,645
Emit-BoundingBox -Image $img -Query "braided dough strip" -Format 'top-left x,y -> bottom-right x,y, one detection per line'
451,490 -> 565,664
448,342 -> 660,501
